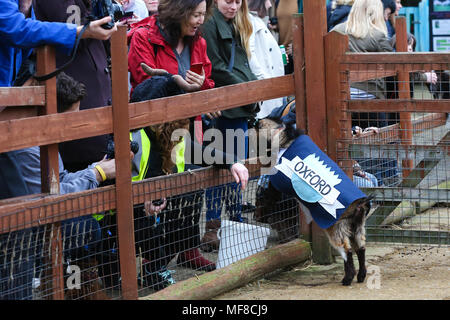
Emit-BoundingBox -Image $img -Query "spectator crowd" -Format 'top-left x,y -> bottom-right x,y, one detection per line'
0,0 -> 448,299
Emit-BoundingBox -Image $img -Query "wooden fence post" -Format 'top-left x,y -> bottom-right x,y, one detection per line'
110,26 -> 138,300
302,0 -> 333,264
395,17 -> 414,179
325,32 -> 352,177
292,14 -> 311,242
36,46 -> 64,300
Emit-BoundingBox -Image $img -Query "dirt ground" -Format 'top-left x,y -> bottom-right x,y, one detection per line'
214,243 -> 450,300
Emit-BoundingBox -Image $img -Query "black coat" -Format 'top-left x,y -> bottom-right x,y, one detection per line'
327,4 -> 352,32
33,0 -> 112,170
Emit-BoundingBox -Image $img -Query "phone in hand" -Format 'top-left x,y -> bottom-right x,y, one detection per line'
190,63 -> 203,75
152,199 -> 164,206
119,11 -> 134,22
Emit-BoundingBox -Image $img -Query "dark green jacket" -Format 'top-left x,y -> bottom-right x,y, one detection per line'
201,8 -> 258,119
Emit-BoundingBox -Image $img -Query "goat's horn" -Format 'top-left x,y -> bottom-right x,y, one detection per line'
140,63 -> 170,76
172,74 -> 199,93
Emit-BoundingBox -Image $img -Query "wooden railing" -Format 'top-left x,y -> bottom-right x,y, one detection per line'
1,0 -> 448,300
0,25 -> 300,300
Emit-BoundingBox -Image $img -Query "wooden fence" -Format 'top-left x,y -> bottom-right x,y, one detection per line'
0,0 -> 448,300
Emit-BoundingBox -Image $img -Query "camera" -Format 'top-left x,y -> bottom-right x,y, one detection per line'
90,0 -> 125,29
106,135 -> 140,159
269,16 -> 278,26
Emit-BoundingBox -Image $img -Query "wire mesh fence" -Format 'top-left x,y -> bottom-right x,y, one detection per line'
337,61 -> 449,246
0,164 -> 301,300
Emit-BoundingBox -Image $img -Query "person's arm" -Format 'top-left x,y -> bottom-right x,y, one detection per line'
189,138 -> 248,189
59,156 -> 116,194
0,0 -> 76,55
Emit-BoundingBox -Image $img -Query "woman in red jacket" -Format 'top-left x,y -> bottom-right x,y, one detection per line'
128,0 -> 214,94
127,0 -> 216,276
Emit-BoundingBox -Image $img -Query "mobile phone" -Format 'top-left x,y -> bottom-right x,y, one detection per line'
119,11 -> 134,22
152,199 -> 164,206
190,63 -> 203,75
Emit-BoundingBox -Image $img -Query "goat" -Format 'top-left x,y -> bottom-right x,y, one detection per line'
257,118 -> 373,286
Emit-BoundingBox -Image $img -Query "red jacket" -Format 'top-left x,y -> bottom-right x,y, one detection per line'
128,15 -> 215,93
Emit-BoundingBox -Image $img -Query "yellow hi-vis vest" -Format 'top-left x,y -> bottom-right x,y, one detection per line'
92,128 -> 185,221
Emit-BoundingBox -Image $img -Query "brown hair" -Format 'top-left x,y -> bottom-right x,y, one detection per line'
152,119 -> 190,174
158,0 -> 213,47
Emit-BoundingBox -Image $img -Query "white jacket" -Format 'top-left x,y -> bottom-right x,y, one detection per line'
249,12 -> 285,119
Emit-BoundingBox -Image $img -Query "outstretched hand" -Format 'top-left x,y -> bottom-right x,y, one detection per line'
79,16 -> 118,41
144,198 -> 167,216
230,163 -> 249,190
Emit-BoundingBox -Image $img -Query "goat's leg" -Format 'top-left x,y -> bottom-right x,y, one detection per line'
342,249 -> 356,286
356,247 -> 366,283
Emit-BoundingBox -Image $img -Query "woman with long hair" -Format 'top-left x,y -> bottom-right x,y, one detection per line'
332,0 -> 393,130
128,0 -> 215,94
127,0 -> 218,287
199,0 -> 258,251
248,0 -> 285,119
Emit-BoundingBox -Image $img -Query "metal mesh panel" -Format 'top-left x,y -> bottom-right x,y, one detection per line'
0,164 -> 302,299
337,63 -> 449,246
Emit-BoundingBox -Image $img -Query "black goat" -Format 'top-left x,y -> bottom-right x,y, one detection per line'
257,118 -> 373,286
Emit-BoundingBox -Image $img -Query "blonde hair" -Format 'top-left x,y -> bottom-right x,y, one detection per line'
337,0 -> 355,5
345,0 -> 387,39
330,0 -> 355,10
233,0 -> 253,58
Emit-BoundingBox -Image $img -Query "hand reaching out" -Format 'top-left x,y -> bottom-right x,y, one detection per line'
230,163 -> 249,190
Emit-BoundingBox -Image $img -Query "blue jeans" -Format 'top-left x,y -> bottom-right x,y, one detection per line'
353,172 -> 378,188
205,117 -> 248,222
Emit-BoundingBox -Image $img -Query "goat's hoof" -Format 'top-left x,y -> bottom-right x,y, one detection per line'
341,274 -> 355,286
341,277 -> 353,286
357,271 -> 366,283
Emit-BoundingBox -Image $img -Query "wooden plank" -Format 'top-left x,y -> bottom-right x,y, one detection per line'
292,15 -> 310,241
345,62 -> 447,73
128,75 -> 295,129
395,18 -> 413,178
361,187 -> 450,202
348,100 -> 450,113
144,239 -> 311,300
349,70 -> 397,82
0,86 -> 46,107
303,0 -> 333,265
341,52 -> 450,64
366,229 -> 450,245
0,163 -> 262,234
349,143 -> 448,160
325,30 -> 351,172
110,26 -> 137,300
35,46 -> 63,300
292,14 -> 307,130
0,106 -> 38,121
0,75 -> 294,154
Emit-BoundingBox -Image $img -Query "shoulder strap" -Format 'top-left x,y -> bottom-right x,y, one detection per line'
228,37 -> 236,72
